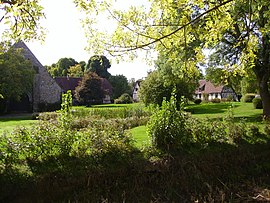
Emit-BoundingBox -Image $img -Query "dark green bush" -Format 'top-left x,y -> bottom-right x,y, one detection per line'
242,94 -> 256,103
194,98 -> 202,104
252,97 -> 263,109
115,93 -> 133,104
38,102 -> 61,112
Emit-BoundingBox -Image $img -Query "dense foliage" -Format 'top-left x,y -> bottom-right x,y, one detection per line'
139,70 -> 195,106
0,48 -> 34,113
115,93 -> 133,104
74,0 -> 270,117
75,72 -> 105,105
109,75 -> 131,99
0,0 -> 45,42
1,92 -> 270,201
147,94 -> 192,152
86,55 -> 111,79
253,97 -> 263,109
242,94 -> 256,103
46,57 -> 79,77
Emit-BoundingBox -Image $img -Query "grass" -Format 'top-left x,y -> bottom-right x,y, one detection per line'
0,115 -> 37,134
186,102 -> 263,121
0,102 -> 264,145
130,125 -> 150,148
1,102 -> 270,202
130,102 -> 265,147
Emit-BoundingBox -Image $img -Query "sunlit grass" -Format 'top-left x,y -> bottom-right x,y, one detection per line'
130,125 -> 150,148
186,102 -> 263,121
0,116 -> 37,134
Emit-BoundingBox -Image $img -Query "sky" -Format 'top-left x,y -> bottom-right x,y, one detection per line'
26,0 -> 154,80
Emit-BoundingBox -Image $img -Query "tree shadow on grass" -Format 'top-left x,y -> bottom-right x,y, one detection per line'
186,103 -> 241,115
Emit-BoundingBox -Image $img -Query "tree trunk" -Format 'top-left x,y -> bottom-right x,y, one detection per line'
256,67 -> 270,117
259,80 -> 270,117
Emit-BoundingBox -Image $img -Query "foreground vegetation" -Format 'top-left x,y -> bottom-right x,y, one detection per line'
0,95 -> 270,202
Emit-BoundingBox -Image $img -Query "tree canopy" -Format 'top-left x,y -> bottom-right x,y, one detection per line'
0,0 -> 45,43
74,72 -> 105,105
46,58 -> 79,77
0,48 -> 35,111
109,75 -> 131,99
86,55 -> 111,79
75,0 -> 270,117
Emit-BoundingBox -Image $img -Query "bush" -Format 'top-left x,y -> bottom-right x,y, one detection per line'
194,98 -> 202,104
147,94 -> 193,152
115,93 -> 133,104
242,94 -> 256,103
38,102 -> 61,112
221,98 -> 228,102
252,97 -> 263,109
211,98 -> 221,103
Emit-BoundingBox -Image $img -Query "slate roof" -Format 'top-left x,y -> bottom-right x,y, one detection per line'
13,41 -> 43,69
195,80 -> 224,94
101,78 -> 113,95
55,77 -> 81,93
55,77 -> 113,95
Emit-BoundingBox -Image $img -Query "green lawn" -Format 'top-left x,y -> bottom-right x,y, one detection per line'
130,125 -> 150,148
0,115 -> 37,134
130,102 -> 264,147
185,102 -> 263,121
0,102 -> 264,146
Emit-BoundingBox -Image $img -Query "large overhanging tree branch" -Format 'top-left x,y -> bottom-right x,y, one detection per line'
75,0 -> 234,57
0,0 -> 45,42
76,0 -> 270,117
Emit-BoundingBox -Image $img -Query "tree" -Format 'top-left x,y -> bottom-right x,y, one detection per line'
75,0 -> 270,117
0,0 -> 45,43
139,69 -> 195,106
0,48 -> 35,112
86,55 -> 111,79
109,75 -> 131,99
68,64 -> 84,77
139,71 -> 171,106
74,72 -> 105,105
46,58 -> 78,77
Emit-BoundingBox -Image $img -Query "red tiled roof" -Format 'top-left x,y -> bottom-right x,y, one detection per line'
195,80 -> 224,94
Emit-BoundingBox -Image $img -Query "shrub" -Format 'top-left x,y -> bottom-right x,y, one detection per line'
115,93 -> 133,104
221,98 -> 228,102
226,94 -> 234,102
242,93 -> 256,103
147,94 -> 193,152
38,102 -> 61,112
38,112 -> 58,121
252,97 -> 263,109
194,98 -> 202,104
211,98 -> 221,103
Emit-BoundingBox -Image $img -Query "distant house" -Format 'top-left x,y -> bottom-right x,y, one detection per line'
55,77 -> 113,104
195,80 -> 238,101
12,41 -> 62,112
100,78 -> 113,104
132,80 -> 142,102
54,77 -> 81,104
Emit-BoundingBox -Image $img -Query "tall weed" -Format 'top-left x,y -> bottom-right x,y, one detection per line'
147,94 -> 193,152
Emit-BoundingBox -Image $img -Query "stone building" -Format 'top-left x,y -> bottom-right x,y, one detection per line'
13,41 -> 62,112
